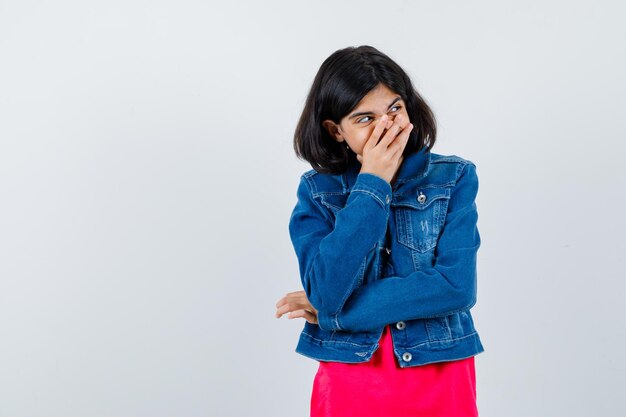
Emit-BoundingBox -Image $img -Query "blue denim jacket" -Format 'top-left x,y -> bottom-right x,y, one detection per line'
288,147 -> 485,367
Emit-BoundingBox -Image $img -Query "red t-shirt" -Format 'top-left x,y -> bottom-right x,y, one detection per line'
310,324 -> 478,417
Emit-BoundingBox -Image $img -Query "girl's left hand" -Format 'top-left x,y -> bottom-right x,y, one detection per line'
275,290 -> 318,325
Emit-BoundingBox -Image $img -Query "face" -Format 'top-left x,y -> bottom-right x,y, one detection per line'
322,83 -> 411,157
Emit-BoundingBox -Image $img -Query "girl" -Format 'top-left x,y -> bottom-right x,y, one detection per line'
275,45 -> 484,417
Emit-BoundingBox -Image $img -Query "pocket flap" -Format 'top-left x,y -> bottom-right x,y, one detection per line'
391,186 -> 451,210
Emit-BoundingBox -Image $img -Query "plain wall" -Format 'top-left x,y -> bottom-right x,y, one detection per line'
1,1 -> 625,416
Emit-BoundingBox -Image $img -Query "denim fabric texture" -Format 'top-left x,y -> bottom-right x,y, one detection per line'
288,147 -> 485,367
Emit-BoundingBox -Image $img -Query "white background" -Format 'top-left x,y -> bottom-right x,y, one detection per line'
1,1 -> 625,416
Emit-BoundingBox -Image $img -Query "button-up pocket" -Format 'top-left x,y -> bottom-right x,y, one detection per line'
392,186 -> 451,253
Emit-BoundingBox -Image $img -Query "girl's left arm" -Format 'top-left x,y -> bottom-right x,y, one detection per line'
316,162 -> 481,333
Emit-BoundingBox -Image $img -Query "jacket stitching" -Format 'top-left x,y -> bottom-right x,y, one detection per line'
302,175 -> 334,228
312,191 -> 345,196
404,331 -> 479,349
332,257 -> 368,331
349,189 -> 386,208
300,331 -> 479,349
301,331 -> 373,347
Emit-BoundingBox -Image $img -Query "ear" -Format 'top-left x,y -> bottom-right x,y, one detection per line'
322,119 -> 344,143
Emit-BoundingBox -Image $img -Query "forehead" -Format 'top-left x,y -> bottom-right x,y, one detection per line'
354,84 -> 402,109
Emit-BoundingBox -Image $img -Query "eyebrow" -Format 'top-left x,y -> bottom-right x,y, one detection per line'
348,96 -> 403,120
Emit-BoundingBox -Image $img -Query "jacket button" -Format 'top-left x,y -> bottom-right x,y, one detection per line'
385,247 -> 391,255
417,192 -> 426,204
385,195 -> 391,204
396,321 -> 406,330
402,352 -> 412,362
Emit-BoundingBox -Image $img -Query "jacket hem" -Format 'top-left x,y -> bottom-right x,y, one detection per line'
295,330 -> 485,367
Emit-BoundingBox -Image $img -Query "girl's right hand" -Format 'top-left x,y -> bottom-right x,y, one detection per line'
357,114 -> 413,184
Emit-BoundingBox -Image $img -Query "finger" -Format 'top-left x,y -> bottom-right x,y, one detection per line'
276,302 -> 295,317
289,309 -> 317,323
377,114 -> 407,150
275,294 -> 289,308
303,311 -> 318,324
275,291 -> 296,308
276,302 -> 296,318
389,122 -> 413,158
288,309 -> 307,319
364,114 -> 389,152
276,299 -> 309,318
276,290 -> 306,308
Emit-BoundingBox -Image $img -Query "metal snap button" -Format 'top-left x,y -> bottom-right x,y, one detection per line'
385,195 -> 391,204
417,192 -> 426,204
385,247 -> 391,255
396,321 -> 406,330
402,352 -> 412,362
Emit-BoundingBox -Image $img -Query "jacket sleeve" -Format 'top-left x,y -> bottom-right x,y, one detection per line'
288,172 -> 392,331
317,162 -> 481,332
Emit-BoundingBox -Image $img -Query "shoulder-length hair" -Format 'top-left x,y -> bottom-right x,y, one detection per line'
293,45 -> 437,174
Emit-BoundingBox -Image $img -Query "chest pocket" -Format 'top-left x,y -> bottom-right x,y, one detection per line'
392,186 -> 451,253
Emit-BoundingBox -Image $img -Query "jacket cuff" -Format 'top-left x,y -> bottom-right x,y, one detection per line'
317,311 -> 340,331
349,173 -> 393,209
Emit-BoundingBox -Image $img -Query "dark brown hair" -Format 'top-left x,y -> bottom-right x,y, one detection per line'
293,45 -> 437,174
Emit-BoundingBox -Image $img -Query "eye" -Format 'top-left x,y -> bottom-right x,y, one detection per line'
356,106 -> 402,124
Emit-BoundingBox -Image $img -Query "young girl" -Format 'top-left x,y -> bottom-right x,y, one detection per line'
275,45 -> 484,417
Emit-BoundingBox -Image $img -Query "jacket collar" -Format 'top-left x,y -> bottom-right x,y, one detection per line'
342,146 -> 431,192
